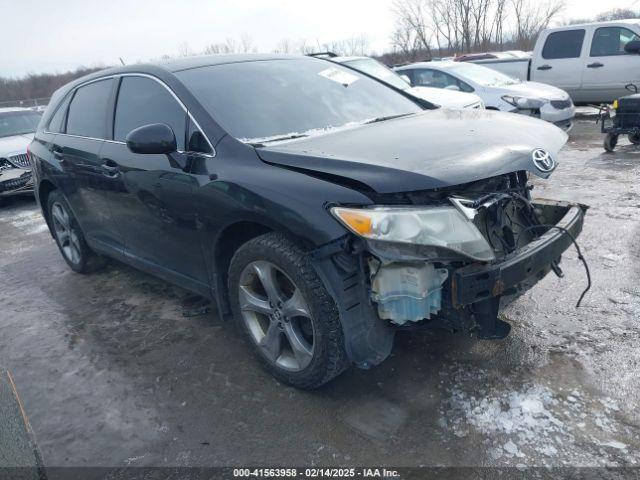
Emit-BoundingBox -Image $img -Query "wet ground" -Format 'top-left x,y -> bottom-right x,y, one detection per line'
0,119 -> 639,469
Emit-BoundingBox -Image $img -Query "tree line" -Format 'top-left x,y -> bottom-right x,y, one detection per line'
0,67 -> 102,105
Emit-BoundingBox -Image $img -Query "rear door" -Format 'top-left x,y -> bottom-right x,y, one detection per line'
531,28 -> 588,99
581,25 -> 640,103
52,78 -> 124,253
99,75 -> 210,292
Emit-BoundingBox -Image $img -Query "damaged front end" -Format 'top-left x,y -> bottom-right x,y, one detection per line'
312,171 -> 588,368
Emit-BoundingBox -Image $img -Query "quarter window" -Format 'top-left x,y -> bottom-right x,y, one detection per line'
47,96 -> 71,133
66,79 -> 113,138
114,76 -> 186,150
542,30 -> 585,59
590,27 -> 640,57
187,118 -> 212,154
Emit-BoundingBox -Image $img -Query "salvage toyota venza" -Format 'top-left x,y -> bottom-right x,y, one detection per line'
30,54 -> 586,388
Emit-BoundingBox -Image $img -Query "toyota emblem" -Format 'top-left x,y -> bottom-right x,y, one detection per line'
532,148 -> 556,172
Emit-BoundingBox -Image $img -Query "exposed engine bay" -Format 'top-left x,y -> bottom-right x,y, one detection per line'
360,172 -> 588,329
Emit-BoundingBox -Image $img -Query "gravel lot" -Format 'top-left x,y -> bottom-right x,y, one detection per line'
0,118 -> 638,469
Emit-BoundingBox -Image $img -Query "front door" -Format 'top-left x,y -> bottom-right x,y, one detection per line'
581,25 -> 640,103
101,75 -> 209,290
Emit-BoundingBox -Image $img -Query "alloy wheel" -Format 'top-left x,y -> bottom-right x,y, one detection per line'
238,260 -> 315,371
51,202 -> 82,265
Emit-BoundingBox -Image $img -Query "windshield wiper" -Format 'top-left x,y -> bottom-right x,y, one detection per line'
362,113 -> 414,125
249,133 -> 309,147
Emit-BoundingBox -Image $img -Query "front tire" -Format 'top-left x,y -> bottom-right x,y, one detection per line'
228,232 -> 348,389
47,190 -> 105,273
604,133 -> 618,152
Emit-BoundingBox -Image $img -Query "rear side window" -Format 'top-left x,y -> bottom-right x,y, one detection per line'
591,27 -> 640,56
542,30 -> 585,59
66,79 -> 113,138
113,76 -> 186,150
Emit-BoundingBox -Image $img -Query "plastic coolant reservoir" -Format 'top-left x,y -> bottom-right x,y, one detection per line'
370,261 -> 449,325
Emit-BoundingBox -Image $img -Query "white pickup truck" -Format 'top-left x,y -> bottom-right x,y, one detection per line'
463,20 -> 640,104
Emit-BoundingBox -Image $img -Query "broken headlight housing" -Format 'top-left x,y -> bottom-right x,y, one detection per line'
331,205 -> 495,262
501,95 -> 545,109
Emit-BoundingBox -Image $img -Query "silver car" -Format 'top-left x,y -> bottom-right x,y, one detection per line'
0,108 -> 41,198
396,61 -> 575,131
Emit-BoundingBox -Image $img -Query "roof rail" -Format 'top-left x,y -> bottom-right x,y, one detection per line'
306,52 -> 338,58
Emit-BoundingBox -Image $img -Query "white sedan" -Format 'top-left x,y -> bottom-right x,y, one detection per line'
332,56 -> 485,110
395,61 -> 574,130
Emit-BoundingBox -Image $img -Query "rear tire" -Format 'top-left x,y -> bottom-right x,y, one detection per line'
47,190 -> 106,273
604,133 -> 618,153
628,133 -> 640,145
228,232 -> 349,389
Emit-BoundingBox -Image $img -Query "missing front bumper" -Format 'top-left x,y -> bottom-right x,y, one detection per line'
451,199 -> 587,307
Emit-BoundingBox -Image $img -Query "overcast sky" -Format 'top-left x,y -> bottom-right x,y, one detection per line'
1,0 -> 637,77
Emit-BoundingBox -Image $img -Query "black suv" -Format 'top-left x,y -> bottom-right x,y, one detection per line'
30,54 -> 586,388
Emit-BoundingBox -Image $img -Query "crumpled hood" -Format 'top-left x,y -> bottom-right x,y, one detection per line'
500,81 -> 570,101
256,109 -> 567,193
407,86 -> 482,108
0,133 -> 34,157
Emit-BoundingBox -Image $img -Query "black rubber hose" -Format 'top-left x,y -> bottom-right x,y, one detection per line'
519,224 -> 591,308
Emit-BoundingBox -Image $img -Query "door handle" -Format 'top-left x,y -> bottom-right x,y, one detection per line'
101,159 -> 120,177
537,64 -> 552,71
52,148 -> 64,160
587,62 -> 604,68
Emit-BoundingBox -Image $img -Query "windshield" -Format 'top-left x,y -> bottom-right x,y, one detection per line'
0,111 -> 41,138
341,58 -> 410,90
446,62 -> 520,87
176,58 -> 423,143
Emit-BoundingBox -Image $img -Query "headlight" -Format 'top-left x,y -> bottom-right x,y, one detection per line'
501,95 -> 545,109
331,205 -> 495,262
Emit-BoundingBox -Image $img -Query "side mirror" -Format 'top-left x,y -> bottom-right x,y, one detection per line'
624,40 -> 640,54
126,123 -> 177,155
400,74 -> 411,84
445,85 -> 461,91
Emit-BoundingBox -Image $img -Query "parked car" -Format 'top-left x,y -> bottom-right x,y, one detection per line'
0,108 -> 40,198
458,19 -> 640,104
31,54 -> 586,388
330,56 -> 485,109
395,61 -> 575,130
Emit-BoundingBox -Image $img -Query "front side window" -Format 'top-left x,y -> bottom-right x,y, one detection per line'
66,79 -> 113,139
176,58 -> 423,142
0,111 -> 41,138
591,27 -> 640,57
542,30 -> 586,59
412,68 -> 474,92
114,76 -> 187,150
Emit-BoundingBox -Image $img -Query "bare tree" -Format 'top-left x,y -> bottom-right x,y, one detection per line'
596,8 -> 639,21
177,42 -> 193,57
393,0 -> 434,55
391,16 -> 421,59
343,35 -> 371,56
391,0 -> 565,61
240,33 -> 256,53
512,0 -> 565,50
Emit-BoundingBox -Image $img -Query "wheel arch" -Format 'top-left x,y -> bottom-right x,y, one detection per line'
37,179 -> 58,236
212,218 -> 324,314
